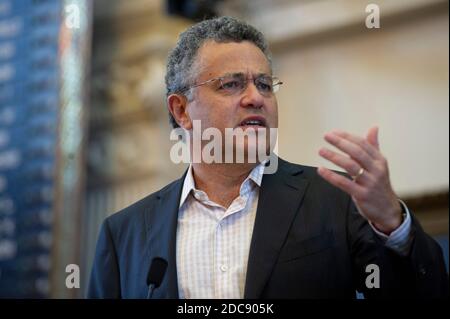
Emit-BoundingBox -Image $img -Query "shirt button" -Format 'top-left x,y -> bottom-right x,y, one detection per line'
220,265 -> 228,272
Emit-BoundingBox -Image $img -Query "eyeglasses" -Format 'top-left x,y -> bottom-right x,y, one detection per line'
181,73 -> 283,96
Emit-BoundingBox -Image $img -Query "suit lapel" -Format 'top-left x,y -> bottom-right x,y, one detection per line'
143,173 -> 186,299
244,160 -> 309,298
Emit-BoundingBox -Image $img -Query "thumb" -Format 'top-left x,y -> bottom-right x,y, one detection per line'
366,126 -> 379,150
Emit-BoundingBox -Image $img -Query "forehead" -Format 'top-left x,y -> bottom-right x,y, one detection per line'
193,40 -> 271,79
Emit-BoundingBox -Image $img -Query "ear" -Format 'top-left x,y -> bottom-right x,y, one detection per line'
167,94 -> 193,130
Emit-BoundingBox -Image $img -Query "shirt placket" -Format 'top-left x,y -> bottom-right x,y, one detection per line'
214,217 -> 231,298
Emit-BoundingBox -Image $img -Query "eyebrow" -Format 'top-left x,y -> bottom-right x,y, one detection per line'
221,72 -> 272,78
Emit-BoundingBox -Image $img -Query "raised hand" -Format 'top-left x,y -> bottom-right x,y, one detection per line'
317,126 -> 402,234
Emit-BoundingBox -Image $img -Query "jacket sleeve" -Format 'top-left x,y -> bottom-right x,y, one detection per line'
347,198 -> 448,298
87,218 -> 121,298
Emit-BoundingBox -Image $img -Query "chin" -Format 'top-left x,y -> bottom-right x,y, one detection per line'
234,139 -> 271,164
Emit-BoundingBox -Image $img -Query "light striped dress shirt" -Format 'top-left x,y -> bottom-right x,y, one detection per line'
176,163 -> 264,299
176,163 -> 413,299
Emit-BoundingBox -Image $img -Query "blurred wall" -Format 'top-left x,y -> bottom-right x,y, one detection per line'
275,8 -> 448,198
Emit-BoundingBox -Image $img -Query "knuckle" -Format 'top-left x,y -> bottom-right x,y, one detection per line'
379,156 -> 388,167
358,138 -> 367,148
328,151 -> 337,160
374,162 -> 388,178
337,176 -> 348,188
356,149 -> 366,160
357,189 -> 370,202
372,168 -> 383,181
365,177 -> 376,189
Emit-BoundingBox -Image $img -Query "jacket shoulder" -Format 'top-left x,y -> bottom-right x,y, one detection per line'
105,177 -> 183,230
277,157 -> 350,198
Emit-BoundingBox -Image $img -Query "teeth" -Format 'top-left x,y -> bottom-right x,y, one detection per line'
243,120 -> 263,126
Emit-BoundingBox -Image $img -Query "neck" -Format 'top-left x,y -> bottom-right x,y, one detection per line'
191,162 -> 258,208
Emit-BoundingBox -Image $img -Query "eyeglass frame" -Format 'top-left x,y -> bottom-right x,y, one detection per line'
178,72 -> 283,96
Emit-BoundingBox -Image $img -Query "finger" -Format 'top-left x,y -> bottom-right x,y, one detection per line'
317,166 -> 365,197
366,126 -> 380,151
319,147 -> 368,179
324,133 -> 375,171
332,130 -> 379,159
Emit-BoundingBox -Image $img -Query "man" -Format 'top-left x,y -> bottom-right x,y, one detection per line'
88,16 -> 448,298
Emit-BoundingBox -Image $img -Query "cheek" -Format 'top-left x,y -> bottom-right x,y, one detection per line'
189,104 -> 230,130
268,100 -> 279,126
206,101 -> 236,129
187,102 -> 211,125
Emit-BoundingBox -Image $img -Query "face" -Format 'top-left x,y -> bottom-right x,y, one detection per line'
170,40 -> 279,163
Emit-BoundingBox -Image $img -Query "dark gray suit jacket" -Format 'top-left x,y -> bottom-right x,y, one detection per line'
87,158 -> 448,298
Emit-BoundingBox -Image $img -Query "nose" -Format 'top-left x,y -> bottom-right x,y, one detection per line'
240,80 -> 264,109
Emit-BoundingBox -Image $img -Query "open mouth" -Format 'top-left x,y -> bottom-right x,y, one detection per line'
238,116 -> 267,128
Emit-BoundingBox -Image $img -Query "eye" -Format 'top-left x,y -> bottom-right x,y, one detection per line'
219,80 -> 241,90
256,79 -> 273,92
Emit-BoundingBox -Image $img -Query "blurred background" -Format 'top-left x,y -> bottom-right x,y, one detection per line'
0,0 -> 448,298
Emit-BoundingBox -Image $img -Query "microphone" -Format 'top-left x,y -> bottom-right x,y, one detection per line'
146,257 -> 168,299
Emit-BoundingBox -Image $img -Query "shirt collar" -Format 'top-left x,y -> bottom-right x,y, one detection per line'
179,161 -> 266,208
179,165 -> 196,208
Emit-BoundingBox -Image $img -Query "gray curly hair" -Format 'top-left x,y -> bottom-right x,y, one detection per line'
165,16 -> 272,128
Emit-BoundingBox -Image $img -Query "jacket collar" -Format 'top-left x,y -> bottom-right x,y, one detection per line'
244,158 -> 309,298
